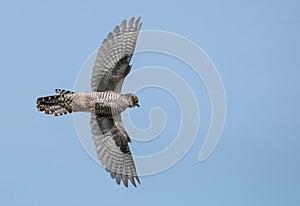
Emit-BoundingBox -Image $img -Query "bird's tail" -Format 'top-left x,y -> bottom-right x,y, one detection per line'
36,89 -> 74,116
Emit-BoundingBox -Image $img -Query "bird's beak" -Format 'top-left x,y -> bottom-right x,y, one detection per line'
136,104 -> 140,107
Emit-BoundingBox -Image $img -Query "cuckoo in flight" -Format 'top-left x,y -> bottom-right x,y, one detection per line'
36,17 -> 142,187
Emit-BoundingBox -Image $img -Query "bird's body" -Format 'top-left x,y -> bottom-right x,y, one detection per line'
36,17 -> 142,187
37,90 -> 135,116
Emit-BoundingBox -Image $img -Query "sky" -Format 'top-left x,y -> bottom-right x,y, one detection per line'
0,0 -> 300,205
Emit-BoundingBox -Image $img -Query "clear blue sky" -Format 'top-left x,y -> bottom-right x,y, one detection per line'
0,0 -> 299,205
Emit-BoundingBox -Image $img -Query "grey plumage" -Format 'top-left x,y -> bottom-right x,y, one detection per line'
91,16 -> 141,92
36,17 -> 142,187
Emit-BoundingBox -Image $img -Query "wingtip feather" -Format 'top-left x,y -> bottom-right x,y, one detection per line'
128,17 -> 135,28
113,25 -> 120,34
129,176 -> 137,187
120,19 -> 127,30
115,174 -> 121,185
135,16 -> 142,29
122,175 -> 129,188
135,176 -> 141,185
107,32 -> 114,40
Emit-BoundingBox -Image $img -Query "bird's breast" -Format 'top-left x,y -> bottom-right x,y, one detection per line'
90,91 -> 128,115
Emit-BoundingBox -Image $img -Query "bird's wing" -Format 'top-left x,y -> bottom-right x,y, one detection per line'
91,17 -> 142,93
90,113 -> 140,187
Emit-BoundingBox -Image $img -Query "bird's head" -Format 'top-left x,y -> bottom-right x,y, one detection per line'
128,94 -> 139,108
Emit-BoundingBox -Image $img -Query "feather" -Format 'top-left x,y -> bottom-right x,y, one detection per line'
128,17 -> 135,28
115,174 -> 121,185
122,175 -> 128,187
129,176 -> 137,188
120,19 -> 126,30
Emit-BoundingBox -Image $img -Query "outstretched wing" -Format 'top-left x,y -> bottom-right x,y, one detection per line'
91,17 -> 142,93
90,114 -> 140,187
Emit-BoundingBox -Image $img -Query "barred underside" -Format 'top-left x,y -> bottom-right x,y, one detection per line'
94,91 -> 127,115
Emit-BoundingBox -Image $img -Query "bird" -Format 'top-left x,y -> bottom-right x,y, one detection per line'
36,17 -> 142,188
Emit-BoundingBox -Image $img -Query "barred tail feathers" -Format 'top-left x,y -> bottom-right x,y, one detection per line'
55,89 -> 75,95
36,89 -> 74,116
